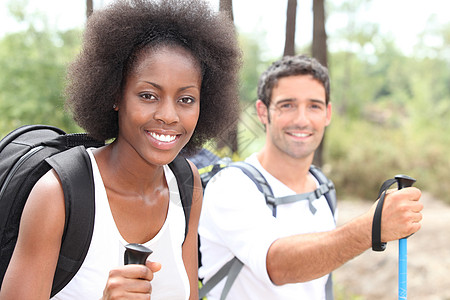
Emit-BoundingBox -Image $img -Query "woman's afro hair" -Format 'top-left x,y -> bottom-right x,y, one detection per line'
65,0 -> 242,153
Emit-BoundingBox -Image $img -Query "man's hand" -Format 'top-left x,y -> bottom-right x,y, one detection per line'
371,187 -> 423,242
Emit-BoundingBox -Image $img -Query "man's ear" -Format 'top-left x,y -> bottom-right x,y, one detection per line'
256,100 -> 268,125
325,102 -> 332,127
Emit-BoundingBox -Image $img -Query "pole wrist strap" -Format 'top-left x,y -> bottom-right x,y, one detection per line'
372,178 -> 397,251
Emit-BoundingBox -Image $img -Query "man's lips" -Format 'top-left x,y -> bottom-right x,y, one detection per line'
287,132 -> 312,138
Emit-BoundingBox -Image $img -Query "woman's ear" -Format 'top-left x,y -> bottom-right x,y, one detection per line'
255,100 -> 268,125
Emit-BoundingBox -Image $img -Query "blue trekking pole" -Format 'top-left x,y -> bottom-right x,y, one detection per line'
395,175 -> 416,300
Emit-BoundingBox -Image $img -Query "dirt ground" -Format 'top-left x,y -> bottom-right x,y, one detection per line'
333,192 -> 450,300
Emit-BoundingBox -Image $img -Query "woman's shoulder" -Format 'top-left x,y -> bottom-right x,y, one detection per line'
24,169 -> 66,231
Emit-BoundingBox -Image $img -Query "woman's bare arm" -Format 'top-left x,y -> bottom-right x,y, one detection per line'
0,170 -> 65,299
182,161 -> 203,300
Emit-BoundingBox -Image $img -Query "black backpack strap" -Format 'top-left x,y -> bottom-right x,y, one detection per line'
168,155 -> 194,241
45,146 -> 95,297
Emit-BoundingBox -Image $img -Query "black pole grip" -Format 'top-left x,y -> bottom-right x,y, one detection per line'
394,174 -> 416,190
372,174 -> 416,251
395,174 -> 417,240
124,243 -> 153,265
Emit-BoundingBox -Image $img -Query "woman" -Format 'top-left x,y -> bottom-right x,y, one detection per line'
0,0 -> 241,299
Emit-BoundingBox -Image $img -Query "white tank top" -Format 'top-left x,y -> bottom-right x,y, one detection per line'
52,149 -> 190,300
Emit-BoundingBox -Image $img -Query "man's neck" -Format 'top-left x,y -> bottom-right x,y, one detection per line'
256,147 -> 315,194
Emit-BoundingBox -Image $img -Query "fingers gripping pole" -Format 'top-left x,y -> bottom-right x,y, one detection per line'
395,175 -> 416,300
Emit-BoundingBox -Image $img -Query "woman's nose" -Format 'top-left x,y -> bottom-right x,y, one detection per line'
154,99 -> 179,124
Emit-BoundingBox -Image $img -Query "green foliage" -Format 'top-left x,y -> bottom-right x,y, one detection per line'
237,33 -> 274,103
325,41 -> 450,202
323,2 -> 450,203
1,0 -> 449,205
234,33 -> 273,157
0,4 -> 82,138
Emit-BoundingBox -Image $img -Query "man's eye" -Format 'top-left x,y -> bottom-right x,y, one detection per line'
279,103 -> 295,111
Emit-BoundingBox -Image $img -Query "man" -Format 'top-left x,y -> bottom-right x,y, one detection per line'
198,55 -> 423,300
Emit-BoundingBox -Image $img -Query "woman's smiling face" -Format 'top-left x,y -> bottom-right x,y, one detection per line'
116,44 -> 202,166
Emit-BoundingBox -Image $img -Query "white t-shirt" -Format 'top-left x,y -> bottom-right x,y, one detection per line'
52,149 -> 190,300
198,153 -> 336,300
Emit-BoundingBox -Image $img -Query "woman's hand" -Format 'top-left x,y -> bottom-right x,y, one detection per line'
101,261 -> 161,299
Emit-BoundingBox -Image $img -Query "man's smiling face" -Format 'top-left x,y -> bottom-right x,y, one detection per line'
261,74 -> 332,161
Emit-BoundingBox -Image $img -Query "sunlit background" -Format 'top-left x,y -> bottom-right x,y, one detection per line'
0,1 -> 449,298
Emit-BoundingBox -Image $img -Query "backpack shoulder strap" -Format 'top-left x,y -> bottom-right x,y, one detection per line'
229,162 -> 276,216
199,162 -> 271,299
168,155 -> 194,241
199,257 -> 243,300
44,146 -> 95,297
200,163 -> 337,300
308,165 -> 336,300
309,165 -> 337,216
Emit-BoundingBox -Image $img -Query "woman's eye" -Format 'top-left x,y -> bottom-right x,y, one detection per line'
140,93 -> 157,101
179,97 -> 195,104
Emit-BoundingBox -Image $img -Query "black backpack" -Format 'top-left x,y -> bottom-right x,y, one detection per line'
0,124 -> 194,297
192,150 -> 337,300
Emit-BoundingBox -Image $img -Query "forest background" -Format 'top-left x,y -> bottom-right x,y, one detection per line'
1,0 -> 448,203
0,0 -> 449,299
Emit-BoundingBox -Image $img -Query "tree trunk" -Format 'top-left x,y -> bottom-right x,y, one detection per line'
217,0 -> 238,154
283,0 -> 297,56
86,0 -> 93,19
219,0 -> 234,22
312,0 -> 328,167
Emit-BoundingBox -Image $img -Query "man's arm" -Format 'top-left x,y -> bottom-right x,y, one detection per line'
266,187 -> 423,285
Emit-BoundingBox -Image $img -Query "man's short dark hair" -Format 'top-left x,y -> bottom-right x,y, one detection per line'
257,55 -> 330,107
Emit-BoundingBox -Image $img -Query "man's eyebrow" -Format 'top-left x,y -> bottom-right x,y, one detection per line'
273,98 -> 296,105
274,98 -> 326,105
310,98 -> 326,105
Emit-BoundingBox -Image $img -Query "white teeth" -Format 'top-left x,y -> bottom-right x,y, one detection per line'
291,133 -> 310,137
149,132 -> 176,142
